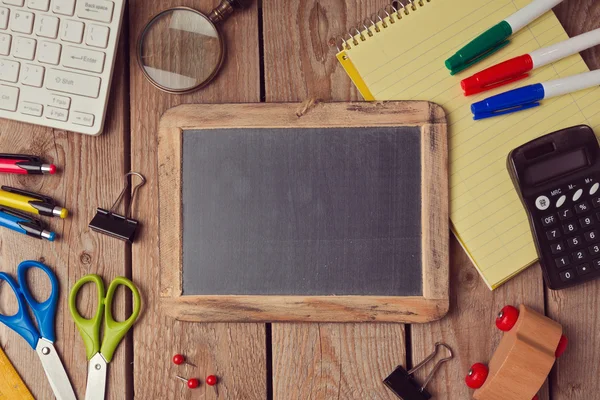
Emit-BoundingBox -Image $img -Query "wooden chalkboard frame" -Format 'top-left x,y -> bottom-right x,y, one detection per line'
157,102 -> 449,323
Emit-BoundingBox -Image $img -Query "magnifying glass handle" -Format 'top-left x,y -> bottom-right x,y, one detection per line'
208,0 -> 249,24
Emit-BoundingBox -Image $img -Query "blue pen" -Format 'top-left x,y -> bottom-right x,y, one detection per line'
472,69 -> 600,120
0,207 -> 55,241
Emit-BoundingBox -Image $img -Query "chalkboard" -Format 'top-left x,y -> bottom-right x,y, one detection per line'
158,102 -> 449,323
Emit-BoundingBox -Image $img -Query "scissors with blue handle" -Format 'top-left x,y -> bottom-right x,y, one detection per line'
0,260 -> 76,400
69,274 -> 141,400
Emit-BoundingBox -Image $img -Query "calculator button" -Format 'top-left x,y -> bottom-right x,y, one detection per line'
593,197 -> 600,208
591,183 -> 599,195
590,244 -> 600,255
555,256 -> 570,268
550,242 -> 565,254
563,222 -> 577,234
580,216 -> 594,228
535,195 -> 550,210
593,259 -> 600,270
541,215 -> 556,226
558,209 -> 573,220
573,189 -> 583,201
584,230 -> 598,242
576,263 -> 592,276
575,202 -> 590,214
567,236 -> 581,248
559,269 -> 575,282
546,229 -> 561,240
556,195 -> 566,208
572,250 -> 586,262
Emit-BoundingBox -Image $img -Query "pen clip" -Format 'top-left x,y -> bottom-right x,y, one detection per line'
0,206 -> 43,226
0,185 -> 54,203
451,39 -> 511,76
0,154 -> 40,162
473,101 -> 541,120
464,73 -> 530,96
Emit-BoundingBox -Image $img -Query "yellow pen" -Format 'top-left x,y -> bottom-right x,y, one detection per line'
0,186 -> 68,218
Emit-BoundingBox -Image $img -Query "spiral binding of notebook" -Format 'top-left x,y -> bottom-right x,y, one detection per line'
333,0 -> 432,52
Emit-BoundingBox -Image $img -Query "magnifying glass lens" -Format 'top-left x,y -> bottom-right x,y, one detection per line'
139,9 -> 223,92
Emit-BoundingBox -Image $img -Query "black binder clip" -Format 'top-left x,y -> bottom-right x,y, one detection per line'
383,342 -> 453,400
89,172 -> 146,243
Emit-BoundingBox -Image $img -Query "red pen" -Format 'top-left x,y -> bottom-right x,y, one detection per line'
461,28 -> 600,96
0,154 -> 56,175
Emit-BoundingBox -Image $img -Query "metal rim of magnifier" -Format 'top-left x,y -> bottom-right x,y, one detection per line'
136,7 -> 226,94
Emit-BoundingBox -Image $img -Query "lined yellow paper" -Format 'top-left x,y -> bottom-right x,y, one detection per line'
337,0 -> 600,289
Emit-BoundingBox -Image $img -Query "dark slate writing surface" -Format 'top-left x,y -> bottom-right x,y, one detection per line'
181,127 -> 422,296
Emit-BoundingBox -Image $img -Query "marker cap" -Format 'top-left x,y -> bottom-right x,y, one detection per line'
461,54 -> 534,96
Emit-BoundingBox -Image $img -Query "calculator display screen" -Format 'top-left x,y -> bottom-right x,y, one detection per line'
524,148 -> 589,185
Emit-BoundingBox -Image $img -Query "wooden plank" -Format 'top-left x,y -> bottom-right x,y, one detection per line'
0,34 -> 129,400
263,0 -> 409,397
128,0 -> 266,399
547,4 -> 600,400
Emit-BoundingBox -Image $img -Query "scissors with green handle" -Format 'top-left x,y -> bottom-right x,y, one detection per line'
69,274 -> 141,400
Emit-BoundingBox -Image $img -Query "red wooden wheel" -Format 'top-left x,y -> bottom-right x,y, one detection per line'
465,363 -> 488,389
555,335 -> 568,358
496,305 -> 519,331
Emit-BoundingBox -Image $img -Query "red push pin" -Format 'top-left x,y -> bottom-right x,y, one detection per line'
173,354 -> 197,367
206,375 -> 219,396
176,375 -> 200,389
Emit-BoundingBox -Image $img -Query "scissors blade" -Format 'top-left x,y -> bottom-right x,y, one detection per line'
84,353 -> 108,400
35,339 -> 77,400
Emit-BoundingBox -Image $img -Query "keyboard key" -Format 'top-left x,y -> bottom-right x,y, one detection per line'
590,244 -> 600,256
593,197 -> 600,208
573,188 -> 583,201
576,263 -> 592,276
34,15 -> 59,38
0,84 -> 18,110
0,58 -> 19,82
10,10 -> 34,34
0,7 -> 8,30
12,36 -> 35,60
62,45 -> 105,73
580,216 -> 593,228
567,236 -> 581,248
71,110 -> 94,126
550,242 -> 565,254
52,0 -> 75,15
559,269 -> 575,282
546,228 -> 561,240
19,100 -> 42,115
591,183 -> 600,195
584,230 -> 598,242
27,0 -> 49,11
593,259 -> 600,270
575,201 -> 590,214
558,208 -> 573,220
3,0 -> 24,6
573,250 -> 586,262
46,68 -> 101,98
37,40 -> 60,64
60,19 -> 84,43
0,32 -> 10,55
77,0 -> 114,23
85,24 -> 109,48
48,93 -> 69,108
541,215 -> 556,226
45,105 -> 67,120
21,63 -> 43,86
563,222 -> 577,234
555,256 -> 570,268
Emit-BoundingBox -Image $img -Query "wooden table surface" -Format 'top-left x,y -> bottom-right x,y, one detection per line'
0,1 -> 599,399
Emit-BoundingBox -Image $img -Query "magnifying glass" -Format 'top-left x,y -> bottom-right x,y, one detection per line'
137,0 -> 247,94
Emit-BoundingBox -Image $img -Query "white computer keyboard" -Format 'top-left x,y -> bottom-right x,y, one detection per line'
0,0 -> 124,135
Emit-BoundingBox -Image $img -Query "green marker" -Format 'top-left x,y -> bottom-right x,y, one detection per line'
445,0 -> 565,75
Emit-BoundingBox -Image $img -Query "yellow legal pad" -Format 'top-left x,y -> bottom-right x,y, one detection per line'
336,0 -> 600,289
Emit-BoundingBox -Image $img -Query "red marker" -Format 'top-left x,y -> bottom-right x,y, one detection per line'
462,28 -> 600,96
0,154 -> 56,175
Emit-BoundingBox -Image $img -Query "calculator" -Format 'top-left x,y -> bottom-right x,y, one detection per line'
508,125 -> 600,290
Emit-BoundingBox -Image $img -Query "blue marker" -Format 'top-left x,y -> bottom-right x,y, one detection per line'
0,207 -> 55,241
472,69 -> 600,120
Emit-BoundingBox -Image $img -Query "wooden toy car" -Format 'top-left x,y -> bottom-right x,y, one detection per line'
465,304 -> 568,400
